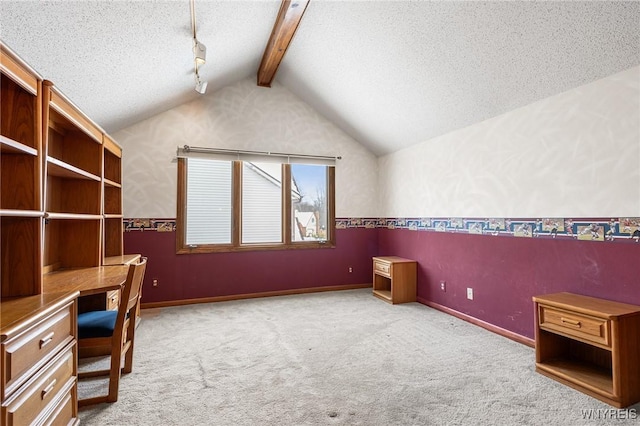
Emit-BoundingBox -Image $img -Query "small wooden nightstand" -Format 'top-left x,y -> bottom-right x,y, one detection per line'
372,256 -> 417,304
533,292 -> 640,408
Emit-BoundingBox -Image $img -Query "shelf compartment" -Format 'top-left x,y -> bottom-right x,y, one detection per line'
536,329 -> 613,398
537,359 -> 613,398
43,218 -> 101,273
373,274 -> 392,302
1,73 -> 38,150
1,149 -> 40,211
1,216 -> 42,297
373,289 -> 392,302
47,157 -> 100,181
103,139 -> 121,186
45,171 -> 101,216
373,274 -> 391,292
48,87 -> 102,144
103,217 -> 123,258
102,135 -> 123,259
103,186 -> 122,216
1,59 -> 41,214
46,103 -> 101,179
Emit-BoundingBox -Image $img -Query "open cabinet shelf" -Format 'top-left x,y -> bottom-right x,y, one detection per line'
43,218 -> 102,273
104,217 -> 124,258
1,64 -> 41,214
0,216 -> 42,297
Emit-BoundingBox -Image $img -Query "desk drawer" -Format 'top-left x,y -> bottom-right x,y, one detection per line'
539,305 -> 610,347
106,290 -> 120,311
41,380 -> 77,426
373,260 -> 391,277
1,301 -> 75,399
2,343 -> 75,426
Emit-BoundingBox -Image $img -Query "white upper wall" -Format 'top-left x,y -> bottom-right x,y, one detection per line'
116,67 -> 639,220
114,78 -> 378,219
378,66 -> 640,218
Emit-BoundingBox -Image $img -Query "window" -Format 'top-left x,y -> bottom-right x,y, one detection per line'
242,162 -> 282,244
177,157 -> 335,253
291,164 -> 328,242
185,158 -> 232,245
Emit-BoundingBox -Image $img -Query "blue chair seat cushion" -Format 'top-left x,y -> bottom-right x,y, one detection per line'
78,310 -> 118,339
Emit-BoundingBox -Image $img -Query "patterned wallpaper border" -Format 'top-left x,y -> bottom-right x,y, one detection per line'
123,217 -> 640,244
336,217 -> 640,244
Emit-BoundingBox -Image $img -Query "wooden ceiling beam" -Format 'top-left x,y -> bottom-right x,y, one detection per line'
257,0 -> 310,87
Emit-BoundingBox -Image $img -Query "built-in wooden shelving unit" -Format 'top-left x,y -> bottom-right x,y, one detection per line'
1,42 -> 126,425
1,43 -> 43,298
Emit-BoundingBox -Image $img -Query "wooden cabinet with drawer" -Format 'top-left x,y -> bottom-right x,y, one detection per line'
533,292 -> 640,408
372,256 -> 417,304
1,291 -> 79,425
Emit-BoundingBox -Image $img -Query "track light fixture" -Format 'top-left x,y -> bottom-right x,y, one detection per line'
190,0 -> 207,94
195,71 -> 208,94
194,39 -> 206,65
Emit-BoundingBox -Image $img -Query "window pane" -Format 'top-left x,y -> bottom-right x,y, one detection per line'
186,158 -> 232,244
291,164 -> 327,242
242,162 -> 282,243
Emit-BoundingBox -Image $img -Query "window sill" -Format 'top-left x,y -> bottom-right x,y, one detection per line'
176,241 -> 336,254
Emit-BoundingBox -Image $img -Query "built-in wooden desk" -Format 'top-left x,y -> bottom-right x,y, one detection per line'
43,265 -> 130,297
43,261 -> 144,325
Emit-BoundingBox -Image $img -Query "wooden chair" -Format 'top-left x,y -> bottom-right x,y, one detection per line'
77,257 -> 148,406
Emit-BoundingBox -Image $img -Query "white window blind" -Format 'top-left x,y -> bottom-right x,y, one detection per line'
242,162 -> 282,244
186,158 -> 232,245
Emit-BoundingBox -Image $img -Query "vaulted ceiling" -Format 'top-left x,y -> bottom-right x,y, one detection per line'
1,1 -> 638,155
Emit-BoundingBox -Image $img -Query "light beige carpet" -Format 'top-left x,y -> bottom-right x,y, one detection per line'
78,289 -> 639,425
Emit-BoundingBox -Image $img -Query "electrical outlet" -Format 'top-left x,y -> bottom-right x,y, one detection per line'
348,267 -> 353,273
467,287 -> 473,300
152,279 -> 159,287
440,281 -> 446,292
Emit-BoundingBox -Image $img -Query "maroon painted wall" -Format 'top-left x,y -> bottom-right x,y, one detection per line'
126,225 -> 638,340
378,229 -> 640,339
125,228 -> 378,304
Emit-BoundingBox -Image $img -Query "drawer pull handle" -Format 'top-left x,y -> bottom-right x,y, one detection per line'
39,331 -> 55,348
560,317 -> 581,327
41,379 -> 57,400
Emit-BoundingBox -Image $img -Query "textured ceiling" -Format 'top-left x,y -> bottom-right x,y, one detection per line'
1,1 -> 638,156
